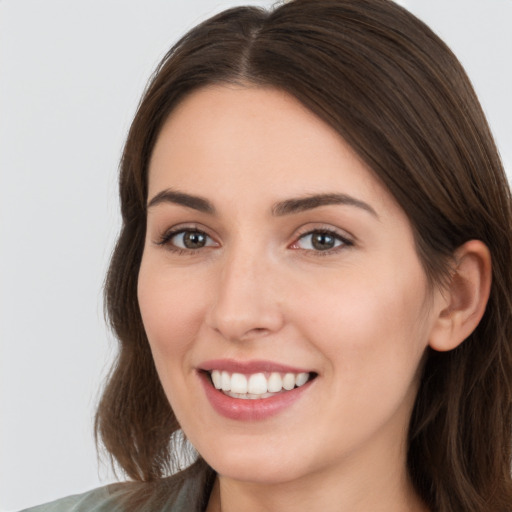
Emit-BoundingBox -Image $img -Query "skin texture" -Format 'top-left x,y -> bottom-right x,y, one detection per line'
137,85 -> 489,512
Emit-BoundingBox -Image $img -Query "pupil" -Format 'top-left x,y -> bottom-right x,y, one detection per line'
312,233 -> 335,250
184,231 -> 206,249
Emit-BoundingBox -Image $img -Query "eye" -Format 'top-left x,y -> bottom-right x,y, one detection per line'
292,229 -> 352,252
158,228 -> 217,251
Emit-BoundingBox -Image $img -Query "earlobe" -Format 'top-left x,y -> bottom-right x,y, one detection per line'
428,240 -> 492,352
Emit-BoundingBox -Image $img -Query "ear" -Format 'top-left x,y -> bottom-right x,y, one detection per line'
429,240 -> 492,352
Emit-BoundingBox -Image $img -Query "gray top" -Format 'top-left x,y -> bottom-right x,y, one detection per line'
19,486 -> 189,512
19,471 -> 207,512
20,486 -> 122,512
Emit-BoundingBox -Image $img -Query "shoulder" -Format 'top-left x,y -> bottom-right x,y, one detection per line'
18,480 -> 184,512
19,484 -> 117,512
19,461 -> 214,512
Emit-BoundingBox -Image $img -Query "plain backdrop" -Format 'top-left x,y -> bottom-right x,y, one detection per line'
1,1 -> 511,510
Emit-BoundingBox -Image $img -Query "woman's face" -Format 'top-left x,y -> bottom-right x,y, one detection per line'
138,85 -> 440,485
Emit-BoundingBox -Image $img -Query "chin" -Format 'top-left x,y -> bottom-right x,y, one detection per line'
207,455 -> 307,485
194,434 -> 317,485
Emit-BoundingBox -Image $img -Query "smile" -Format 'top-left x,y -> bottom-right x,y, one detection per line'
198,360 -> 318,420
209,370 -> 313,399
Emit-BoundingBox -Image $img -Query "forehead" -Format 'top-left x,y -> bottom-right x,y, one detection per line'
148,85 -> 400,219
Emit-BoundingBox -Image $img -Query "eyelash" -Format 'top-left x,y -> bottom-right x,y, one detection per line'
156,226 -> 214,256
292,228 -> 354,255
155,226 -> 353,256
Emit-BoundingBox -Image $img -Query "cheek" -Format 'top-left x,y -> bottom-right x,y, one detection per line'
137,259 -> 212,424
137,258 -> 206,361
302,263 -> 428,338
296,260 -> 431,395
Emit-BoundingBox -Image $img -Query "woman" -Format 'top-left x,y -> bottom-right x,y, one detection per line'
23,0 -> 512,510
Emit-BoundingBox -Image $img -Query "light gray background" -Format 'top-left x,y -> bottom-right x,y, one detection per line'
1,1 -> 511,510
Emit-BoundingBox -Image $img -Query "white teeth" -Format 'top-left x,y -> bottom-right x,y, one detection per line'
231,373 -> 248,394
224,391 -> 276,400
283,373 -> 296,390
267,372 -> 283,393
211,370 -> 222,389
209,370 -> 313,397
295,372 -> 309,387
221,371 -> 231,391
248,373 -> 268,394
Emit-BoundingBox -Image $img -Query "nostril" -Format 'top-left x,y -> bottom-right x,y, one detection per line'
238,327 -> 271,341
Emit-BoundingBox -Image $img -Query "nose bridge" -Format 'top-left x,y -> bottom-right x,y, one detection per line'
206,235 -> 283,341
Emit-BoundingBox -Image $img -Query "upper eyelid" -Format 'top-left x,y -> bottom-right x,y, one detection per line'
159,222 -> 213,236
293,224 -> 354,241
154,224 -> 216,245
292,229 -> 352,247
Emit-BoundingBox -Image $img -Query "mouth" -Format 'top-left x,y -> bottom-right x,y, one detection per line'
203,369 -> 317,399
197,359 -> 318,420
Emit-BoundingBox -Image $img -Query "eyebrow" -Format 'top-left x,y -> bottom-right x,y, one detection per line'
147,189 -> 377,218
272,193 -> 378,218
147,189 -> 215,213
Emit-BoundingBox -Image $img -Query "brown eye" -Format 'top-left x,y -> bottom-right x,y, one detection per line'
181,230 -> 207,249
294,230 -> 350,252
161,229 -> 216,250
311,232 -> 337,250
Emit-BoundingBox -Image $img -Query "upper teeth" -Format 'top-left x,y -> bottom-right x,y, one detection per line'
210,370 -> 310,395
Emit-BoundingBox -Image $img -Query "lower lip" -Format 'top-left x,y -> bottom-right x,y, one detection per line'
199,371 -> 314,421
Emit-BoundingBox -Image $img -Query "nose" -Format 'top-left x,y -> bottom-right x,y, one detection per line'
205,244 -> 285,342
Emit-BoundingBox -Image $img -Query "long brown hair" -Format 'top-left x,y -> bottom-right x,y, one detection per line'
96,1 -> 512,510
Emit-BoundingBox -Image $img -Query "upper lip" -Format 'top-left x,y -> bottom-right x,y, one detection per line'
198,358 -> 314,375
